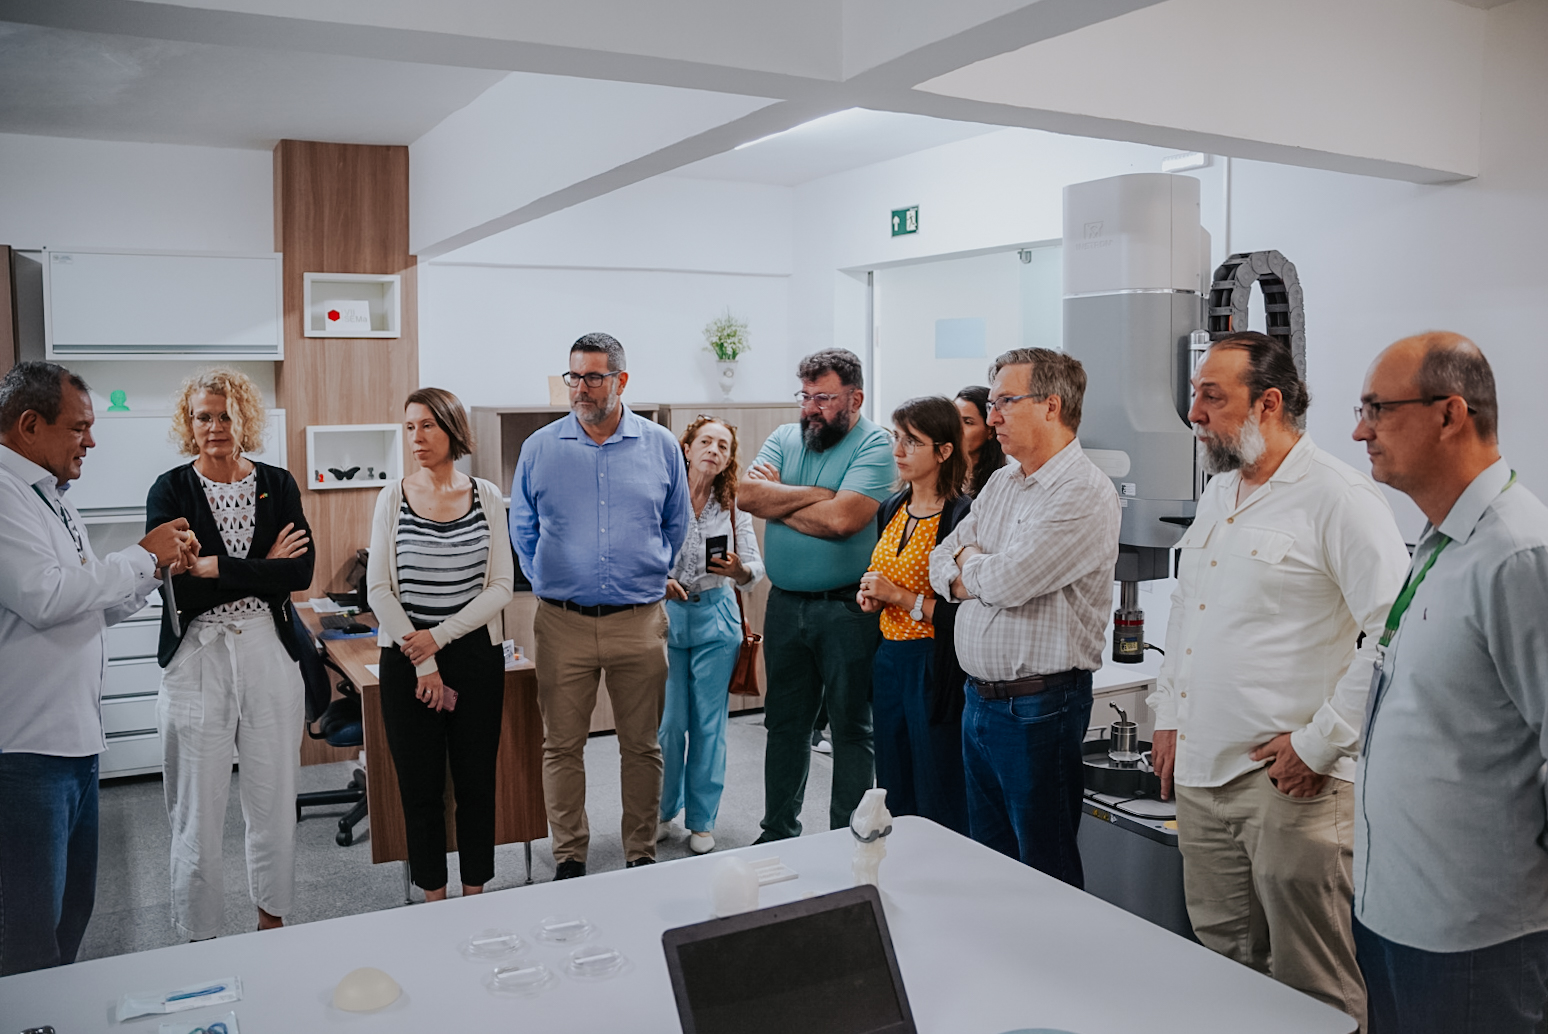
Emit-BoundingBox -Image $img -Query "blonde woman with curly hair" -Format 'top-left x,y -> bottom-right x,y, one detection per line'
146,367 -> 313,940
656,417 -> 762,855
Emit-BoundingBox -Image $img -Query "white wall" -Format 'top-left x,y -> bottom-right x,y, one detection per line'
0,133 -> 273,253
420,177 -> 795,408
1228,0 -> 1548,540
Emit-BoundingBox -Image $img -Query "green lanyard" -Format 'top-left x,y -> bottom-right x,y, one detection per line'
1377,536 -> 1448,647
32,484 -> 86,563
1379,469 -> 1516,648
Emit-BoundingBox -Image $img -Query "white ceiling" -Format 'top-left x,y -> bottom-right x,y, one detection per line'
0,21 -> 506,149
666,108 -> 1004,186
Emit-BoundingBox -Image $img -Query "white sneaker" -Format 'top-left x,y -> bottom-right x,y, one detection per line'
813,738 -> 833,755
657,820 -> 674,842
689,832 -> 715,854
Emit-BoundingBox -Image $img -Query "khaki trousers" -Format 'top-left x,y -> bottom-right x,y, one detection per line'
1175,766 -> 1366,1032
533,601 -> 669,864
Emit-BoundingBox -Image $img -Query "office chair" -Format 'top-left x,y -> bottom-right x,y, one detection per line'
292,606 -> 370,846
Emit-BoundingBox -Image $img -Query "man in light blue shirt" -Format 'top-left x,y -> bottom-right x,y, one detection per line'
1352,332 -> 1548,1033
509,334 -> 689,876
737,348 -> 896,841
0,362 -> 191,975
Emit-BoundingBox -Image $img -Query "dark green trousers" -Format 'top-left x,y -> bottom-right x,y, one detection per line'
759,586 -> 880,839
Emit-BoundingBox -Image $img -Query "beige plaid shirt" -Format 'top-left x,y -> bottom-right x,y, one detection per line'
930,437 -> 1120,682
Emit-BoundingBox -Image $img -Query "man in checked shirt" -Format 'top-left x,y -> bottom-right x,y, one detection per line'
929,347 -> 1119,887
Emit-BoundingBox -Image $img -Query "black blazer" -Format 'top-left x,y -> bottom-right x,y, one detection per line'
876,489 -> 972,725
146,461 -> 314,667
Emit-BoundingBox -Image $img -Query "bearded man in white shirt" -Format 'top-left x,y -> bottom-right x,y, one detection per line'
1148,333 -> 1409,1029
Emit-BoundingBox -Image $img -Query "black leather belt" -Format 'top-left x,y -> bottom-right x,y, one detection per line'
968,669 -> 1083,700
540,598 -> 654,618
777,584 -> 862,602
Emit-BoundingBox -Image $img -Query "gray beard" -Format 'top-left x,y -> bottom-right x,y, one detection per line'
1196,409 -> 1267,474
574,389 -> 620,426
801,409 -> 851,452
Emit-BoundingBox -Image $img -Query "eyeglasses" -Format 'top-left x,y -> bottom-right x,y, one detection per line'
561,370 -> 623,388
986,392 -> 1046,414
887,431 -> 933,454
1352,395 -> 1474,425
794,390 -> 852,408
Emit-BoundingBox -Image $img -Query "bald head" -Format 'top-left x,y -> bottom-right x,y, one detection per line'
1378,332 -> 1498,442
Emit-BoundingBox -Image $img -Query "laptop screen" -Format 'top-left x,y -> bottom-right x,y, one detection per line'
663,886 -> 915,1034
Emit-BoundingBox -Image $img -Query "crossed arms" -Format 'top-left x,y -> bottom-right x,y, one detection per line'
736,461 -> 878,540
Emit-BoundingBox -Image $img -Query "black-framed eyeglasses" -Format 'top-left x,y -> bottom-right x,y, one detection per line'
561,370 -> 623,388
986,392 -> 1046,414
794,390 -> 853,407
1353,395 -> 1474,425
887,431 -> 933,454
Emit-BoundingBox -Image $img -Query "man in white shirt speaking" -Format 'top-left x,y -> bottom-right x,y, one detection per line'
0,362 -> 192,975
1148,333 -> 1408,1029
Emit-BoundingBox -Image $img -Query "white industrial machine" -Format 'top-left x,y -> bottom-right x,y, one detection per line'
1062,173 -> 1307,662
1062,173 -> 1210,662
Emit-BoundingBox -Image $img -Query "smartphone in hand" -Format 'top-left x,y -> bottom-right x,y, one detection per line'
706,534 -> 729,561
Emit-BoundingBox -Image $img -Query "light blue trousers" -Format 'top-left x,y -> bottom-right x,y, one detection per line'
658,585 -> 742,831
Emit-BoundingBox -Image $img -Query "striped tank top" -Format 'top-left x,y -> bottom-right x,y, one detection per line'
395,490 -> 491,626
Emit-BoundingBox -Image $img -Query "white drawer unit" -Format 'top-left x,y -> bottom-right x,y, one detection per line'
104,657 -> 161,698
102,695 -> 159,738
106,620 -> 161,661
99,731 -> 163,779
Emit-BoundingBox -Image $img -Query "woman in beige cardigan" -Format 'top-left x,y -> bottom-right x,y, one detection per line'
366,388 -> 513,900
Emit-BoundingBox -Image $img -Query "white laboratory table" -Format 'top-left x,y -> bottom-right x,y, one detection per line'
0,818 -> 1353,1034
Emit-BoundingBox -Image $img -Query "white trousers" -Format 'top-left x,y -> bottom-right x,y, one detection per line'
158,614 -> 304,940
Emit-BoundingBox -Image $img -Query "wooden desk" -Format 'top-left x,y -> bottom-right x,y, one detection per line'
300,610 -> 548,880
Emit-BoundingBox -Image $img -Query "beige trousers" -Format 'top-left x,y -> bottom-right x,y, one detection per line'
1175,766 -> 1366,1032
533,600 -> 669,864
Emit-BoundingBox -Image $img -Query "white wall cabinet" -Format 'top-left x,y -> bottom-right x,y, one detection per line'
44,248 -> 283,359
70,409 -> 286,513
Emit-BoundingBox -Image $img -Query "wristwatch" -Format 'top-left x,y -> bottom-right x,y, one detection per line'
953,543 -> 971,562
909,593 -> 926,623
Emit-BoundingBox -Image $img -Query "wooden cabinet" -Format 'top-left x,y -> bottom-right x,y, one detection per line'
478,401 -> 800,730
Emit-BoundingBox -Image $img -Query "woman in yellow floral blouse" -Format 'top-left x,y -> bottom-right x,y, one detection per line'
857,396 -> 971,833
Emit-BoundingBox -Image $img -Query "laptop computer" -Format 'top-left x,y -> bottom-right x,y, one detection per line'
661,884 -> 917,1034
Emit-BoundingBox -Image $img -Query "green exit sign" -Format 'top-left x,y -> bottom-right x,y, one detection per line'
891,206 -> 919,237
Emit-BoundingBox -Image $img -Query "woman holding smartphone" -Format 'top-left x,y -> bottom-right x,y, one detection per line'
367,388 -> 513,900
658,417 -> 763,855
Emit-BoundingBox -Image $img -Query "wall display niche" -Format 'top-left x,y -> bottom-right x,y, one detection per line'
306,423 -> 402,490
303,272 -> 401,338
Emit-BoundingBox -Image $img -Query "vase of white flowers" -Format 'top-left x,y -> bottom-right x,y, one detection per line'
703,309 -> 750,399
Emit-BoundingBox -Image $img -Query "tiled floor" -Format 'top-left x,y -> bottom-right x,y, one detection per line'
80,714 -> 835,960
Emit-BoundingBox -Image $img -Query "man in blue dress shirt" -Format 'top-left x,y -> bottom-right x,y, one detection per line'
509,334 -> 690,878
1352,332 -> 1548,1033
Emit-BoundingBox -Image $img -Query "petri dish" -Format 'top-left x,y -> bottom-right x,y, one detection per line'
460,928 -> 526,962
484,961 -> 559,998
566,945 -> 631,981
534,915 -> 596,945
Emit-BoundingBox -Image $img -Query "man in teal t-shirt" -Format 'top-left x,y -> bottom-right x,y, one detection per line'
738,348 -> 896,840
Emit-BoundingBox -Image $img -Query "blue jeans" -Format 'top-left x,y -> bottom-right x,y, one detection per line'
962,674 -> 1092,887
1355,915 -> 1548,1033
0,752 -> 99,975
872,637 -> 969,836
658,587 -> 742,831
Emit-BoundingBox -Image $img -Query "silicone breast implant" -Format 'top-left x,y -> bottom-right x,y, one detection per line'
333,967 -> 401,1011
